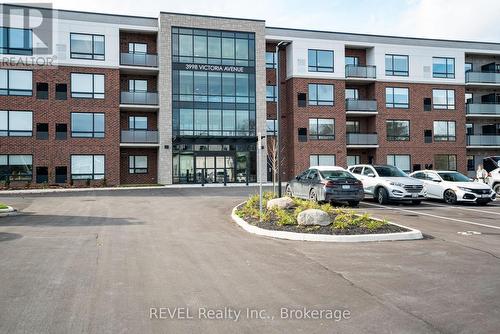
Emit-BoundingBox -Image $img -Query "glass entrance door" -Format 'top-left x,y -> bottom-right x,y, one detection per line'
194,154 -> 236,183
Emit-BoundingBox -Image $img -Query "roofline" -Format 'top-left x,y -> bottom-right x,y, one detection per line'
266,26 -> 500,47
2,3 -> 158,20
160,11 -> 265,23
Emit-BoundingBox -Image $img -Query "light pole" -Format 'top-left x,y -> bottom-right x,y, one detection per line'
275,41 -> 287,197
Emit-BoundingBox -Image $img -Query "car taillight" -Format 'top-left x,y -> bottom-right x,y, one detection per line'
322,181 -> 335,188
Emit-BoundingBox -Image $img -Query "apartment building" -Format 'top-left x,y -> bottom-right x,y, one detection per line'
1,5 -> 499,187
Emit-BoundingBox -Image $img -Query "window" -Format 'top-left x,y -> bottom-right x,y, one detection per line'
424,97 -> 432,111
465,93 -> 473,104
347,155 -> 360,166
433,121 -> 456,141
466,123 -> 473,135
56,123 -> 67,140
55,166 -> 67,184
129,79 -> 147,92
128,42 -> 147,54
310,155 -> 335,167
464,62 -> 473,73
308,49 -> 334,72
345,56 -> 359,66
385,87 -> 409,108
70,33 -> 105,60
346,120 -> 360,133
36,82 -> 48,100
129,116 -> 148,130
0,110 -> 32,136
308,84 -> 334,106
386,120 -> 410,141
266,119 -> 277,136
71,155 -> 105,180
298,128 -> 307,142
424,129 -> 433,143
266,85 -> 277,102
55,83 -> 67,100
266,51 -> 277,69
385,54 -> 409,76
0,27 -> 32,55
36,123 -> 48,140
387,154 -> 411,172
309,118 -> 334,140
71,73 -> 104,99
172,28 -> 255,66
71,113 -> 105,138
36,167 -> 48,184
0,155 -> 33,181
433,89 -> 455,109
433,57 -> 455,78
467,155 -> 475,171
435,155 -> 457,171
297,93 -> 307,107
345,88 -> 358,100
129,155 -> 148,174
0,69 -> 33,96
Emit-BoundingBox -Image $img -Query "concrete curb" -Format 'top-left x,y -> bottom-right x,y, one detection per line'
0,182 -> 283,195
0,206 -> 17,217
231,203 -> 423,243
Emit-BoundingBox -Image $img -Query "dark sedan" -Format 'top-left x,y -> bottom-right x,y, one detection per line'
286,166 -> 364,206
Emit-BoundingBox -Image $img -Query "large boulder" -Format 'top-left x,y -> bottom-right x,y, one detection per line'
297,209 -> 331,226
266,197 -> 294,210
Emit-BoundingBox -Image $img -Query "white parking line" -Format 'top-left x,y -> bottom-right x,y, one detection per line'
426,202 -> 500,216
362,202 -> 500,231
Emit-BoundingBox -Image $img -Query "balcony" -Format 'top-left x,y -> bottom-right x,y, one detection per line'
121,130 -> 159,144
120,91 -> 158,108
120,52 -> 158,67
465,72 -> 500,85
466,103 -> 500,117
345,99 -> 378,114
345,65 -> 376,79
467,135 -> 500,147
346,133 -> 379,147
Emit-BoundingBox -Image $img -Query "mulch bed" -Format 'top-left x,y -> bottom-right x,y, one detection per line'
243,214 -> 409,235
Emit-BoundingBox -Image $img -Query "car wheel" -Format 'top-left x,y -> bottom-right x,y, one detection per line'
309,189 -> 318,202
348,201 -> 359,207
443,189 -> 457,204
411,200 -> 422,205
494,184 -> 500,196
377,188 -> 389,205
285,185 -> 293,197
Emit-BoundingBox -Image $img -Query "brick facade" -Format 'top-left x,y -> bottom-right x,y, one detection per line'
0,65 -> 121,186
119,147 -> 158,184
120,32 -> 158,54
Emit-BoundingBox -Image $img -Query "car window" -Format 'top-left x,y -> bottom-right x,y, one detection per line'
351,167 -> 363,174
307,170 -> 319,180
427,172 -> 440,181
362,167 -> 374,176
438,172 -> 470,182
298,170 -> 309,180
320,170 -> 357,180
412,172 -> 425,179
374,166 -> 407,177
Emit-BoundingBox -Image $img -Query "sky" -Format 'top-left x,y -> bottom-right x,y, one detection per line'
9,0 -> 500,42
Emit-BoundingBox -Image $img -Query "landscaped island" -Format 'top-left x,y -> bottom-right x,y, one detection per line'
236,193 -> 408,236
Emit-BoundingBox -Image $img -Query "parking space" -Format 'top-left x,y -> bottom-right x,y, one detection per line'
0,187 -> 500,333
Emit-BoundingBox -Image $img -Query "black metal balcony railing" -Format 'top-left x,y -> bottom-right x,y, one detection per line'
346,133 -> 378,145
467,135 -> 500,146
345,99 -> 378,112
466,103 -> 500,115
121,130 -> 159,143
465,71 -> 500,84
120,91 -> 159,105
345,65 -> 376,79
120,52 -> 158,67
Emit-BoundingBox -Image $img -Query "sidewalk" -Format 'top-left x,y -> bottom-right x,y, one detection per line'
0,182 -> 284,195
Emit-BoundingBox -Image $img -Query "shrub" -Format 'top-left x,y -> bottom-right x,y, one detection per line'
333,209 -> 357,229
362,218 -> 387,230
0,203 -> 8,209
275,208 -> 297,226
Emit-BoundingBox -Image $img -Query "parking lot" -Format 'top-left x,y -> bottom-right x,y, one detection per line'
1,187 -> 500,334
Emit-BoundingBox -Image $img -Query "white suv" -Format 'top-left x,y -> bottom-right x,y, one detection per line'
348,164 -> 425,205
483,156 -> 500,195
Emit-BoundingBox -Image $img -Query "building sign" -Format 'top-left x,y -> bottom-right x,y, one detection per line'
173,63 -> 254,74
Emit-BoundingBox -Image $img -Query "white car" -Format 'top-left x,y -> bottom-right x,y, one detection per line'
483,156 -> 500,195
348,164 -> 425,205
410,170 -> 496,205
